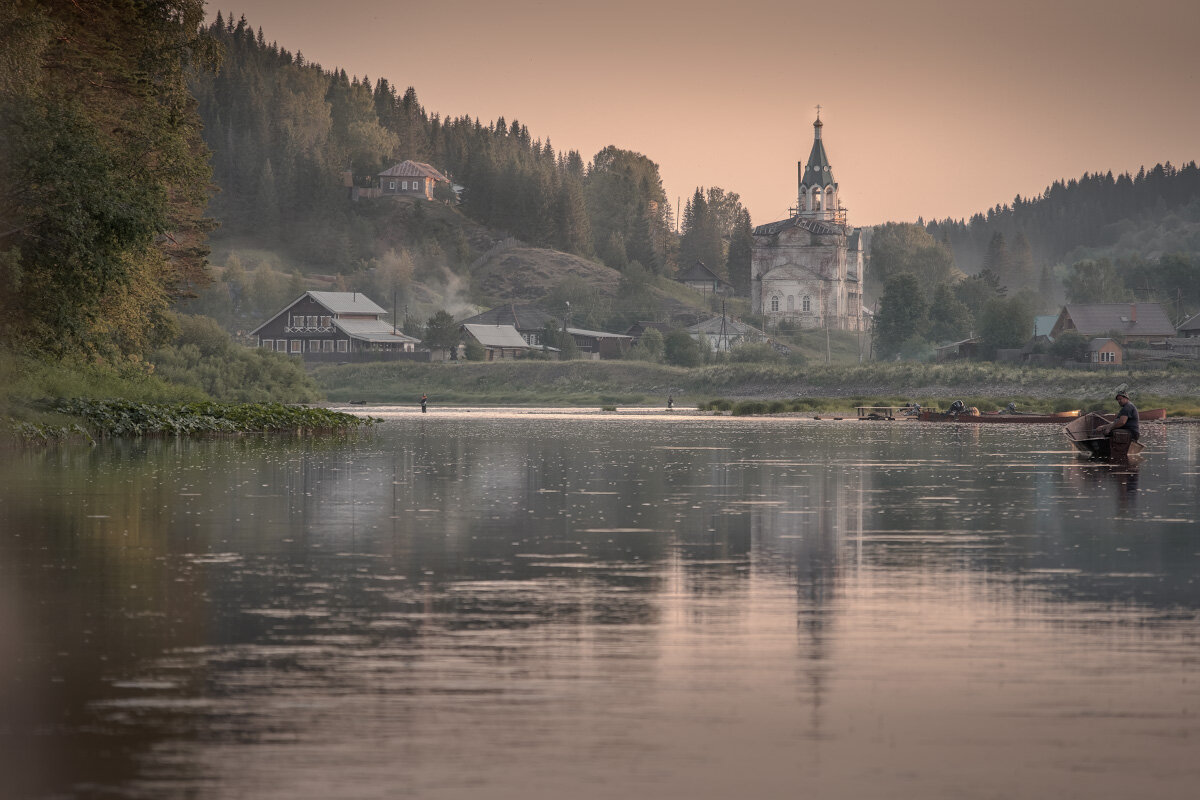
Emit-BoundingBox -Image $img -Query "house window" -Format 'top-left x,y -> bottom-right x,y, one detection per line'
321,316 -> 331,328
323,340 -> 334,352
802,295 -> 811,312
307,315 -> 318,327
388,181 -> 396,190
260,339 -> 273,351
276,339 -> 286,351
289,340 -> 302,353
770,296 -> 780,312
338,339 -> 349,352
292,314 -> 304,328
402,181 -> 408,190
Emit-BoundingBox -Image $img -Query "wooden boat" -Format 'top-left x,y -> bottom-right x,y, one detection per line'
1101,407 -> 1166,422
918,409 -> 1081,424
1064,413 -> 1145,459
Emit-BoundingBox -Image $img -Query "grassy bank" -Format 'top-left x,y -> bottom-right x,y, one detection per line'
313,359 -> 1200,415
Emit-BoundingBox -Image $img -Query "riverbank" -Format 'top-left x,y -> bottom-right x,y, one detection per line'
314,360 -> 1200,416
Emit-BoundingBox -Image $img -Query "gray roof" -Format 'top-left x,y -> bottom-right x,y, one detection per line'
687,317 -> 765,337
1178,311 -> 1200,332
567,327 -> 632,340
333,318 -> 420,344
378,160 -> 451,182
1034,314 -> 1058,338
459,304 -> 560,331
1061,303 -> 1175,338
308,291 -> 387,315
677,260 -> 725,283
1087,337 -> 1120,352
753,215 -> 845,237
462,324 -> 532,349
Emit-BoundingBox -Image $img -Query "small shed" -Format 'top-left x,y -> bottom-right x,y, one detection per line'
1177,311 -> 1200,338
1088,337 -> 1122,365
935,337 -> 982,362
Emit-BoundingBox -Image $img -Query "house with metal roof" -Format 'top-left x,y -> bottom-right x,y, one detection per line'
249,291 -> 423,362
1087,337 -> 1123,365
1049,303 -> 1176,344
459,304 -> 631,359
686,316 -> 768,353
378,160 -> 452,200
460,324 -> 540,360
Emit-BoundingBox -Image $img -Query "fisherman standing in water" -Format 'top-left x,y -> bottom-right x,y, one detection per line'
667,394 -> 674,411
420,394 -> 428,413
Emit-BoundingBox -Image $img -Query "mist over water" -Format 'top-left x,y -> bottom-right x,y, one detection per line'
2,411 -> 1198,799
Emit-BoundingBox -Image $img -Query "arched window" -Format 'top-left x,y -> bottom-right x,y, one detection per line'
802,295 -> 811,312
787,295 -> 795,311
813,189 -> 822,211
770,296 -> 780,312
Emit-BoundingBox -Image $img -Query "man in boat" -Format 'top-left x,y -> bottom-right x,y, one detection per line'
1100,393 -> 1139,442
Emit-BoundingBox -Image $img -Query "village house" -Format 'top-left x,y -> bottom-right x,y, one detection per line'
1087,337 -> 1123,365
751,113 -> 866,331
378,160 -> 452,200
459,303 -> 631,359
460,324 -> 540,361
1049,303 -> 1176,345
249,291 -> 423,362
677,261 -> 732,295
686,316 -> 768,352
624,321 -> 673,345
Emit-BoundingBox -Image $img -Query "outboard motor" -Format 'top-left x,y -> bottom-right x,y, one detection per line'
949,400 -> 965,415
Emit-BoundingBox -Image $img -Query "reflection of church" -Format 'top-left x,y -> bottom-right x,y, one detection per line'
752,112 -> 866,331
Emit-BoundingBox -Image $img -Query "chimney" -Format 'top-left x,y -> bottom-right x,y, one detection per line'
1130,303 -> 1137,324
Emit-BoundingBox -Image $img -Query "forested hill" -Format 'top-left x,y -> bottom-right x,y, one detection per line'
924,162 -> 1200,272
189,13 -> 679,277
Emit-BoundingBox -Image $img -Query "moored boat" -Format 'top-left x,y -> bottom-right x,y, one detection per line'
918,409 -> 1081,424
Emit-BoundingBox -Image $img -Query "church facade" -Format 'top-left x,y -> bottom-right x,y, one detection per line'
751,114 -> 866,331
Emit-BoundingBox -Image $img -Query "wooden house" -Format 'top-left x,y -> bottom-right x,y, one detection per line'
624,321 -> 672,345
460,324 -> 539,360
378,161 -> 451,200
460,304 -> 631,358
249,291 -> 423,363
1050,303 -> 1175,345
1087,337 -> 1123,365
677,261 -> 733,295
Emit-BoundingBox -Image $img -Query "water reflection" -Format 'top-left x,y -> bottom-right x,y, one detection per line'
1,415 -> 1198,799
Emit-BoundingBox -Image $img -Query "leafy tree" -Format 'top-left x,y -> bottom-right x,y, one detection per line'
978,295 -> 1033,356
423,309 -> 460,349
873,273 -> 928,358
926,283 -> 973,344
663,329 -> 702,367
868,223 -> 956,292
954,269 -> 1005,315
1063,258 -> 1130,303
635,327 -> 664,361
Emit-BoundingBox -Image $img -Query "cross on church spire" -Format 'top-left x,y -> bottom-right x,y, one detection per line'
814,103 -> 822,119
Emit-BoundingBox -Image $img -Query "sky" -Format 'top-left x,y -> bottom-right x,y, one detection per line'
213,0 -> 1200,227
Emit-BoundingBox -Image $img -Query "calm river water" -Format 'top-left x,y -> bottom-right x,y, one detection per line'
2,409 -> 1198,799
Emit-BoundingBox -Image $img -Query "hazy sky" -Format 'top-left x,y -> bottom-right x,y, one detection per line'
214,0 -> 1200,227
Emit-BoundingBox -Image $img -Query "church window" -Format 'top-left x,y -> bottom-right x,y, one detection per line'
802,295 -> 811,312
787,295 -> 794,311
770,296 -> 780,312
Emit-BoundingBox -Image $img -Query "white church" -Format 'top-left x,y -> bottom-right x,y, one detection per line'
751,112 -> 866,331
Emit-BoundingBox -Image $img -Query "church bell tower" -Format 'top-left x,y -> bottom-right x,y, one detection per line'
797,110 -> 839,222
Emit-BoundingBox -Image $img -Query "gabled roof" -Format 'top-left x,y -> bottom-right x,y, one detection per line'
677,261 -> 724,283
687,316 -> 765,337
459,303 -> 560,331
378,160 -> 451,182
249,291 -> 386,336
333,318 -> 420,344
461,323 -> 532,349
1060,303 -> 1175,338
1178,311 -> 1200,333
308,291 -> 387,315
1034,314 -> 1058,338
567,327 -> 632,340
1087,337 -> 1121,352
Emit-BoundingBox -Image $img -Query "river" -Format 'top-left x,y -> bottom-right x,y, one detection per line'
2,409 -> 1198,799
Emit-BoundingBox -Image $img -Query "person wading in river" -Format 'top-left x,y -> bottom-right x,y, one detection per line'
420,394 -> 428,413
1100,392 -> 1139,442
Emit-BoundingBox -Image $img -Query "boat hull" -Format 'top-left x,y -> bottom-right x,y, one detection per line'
1063,413 -> 1145,460
919,411 -> 1079,424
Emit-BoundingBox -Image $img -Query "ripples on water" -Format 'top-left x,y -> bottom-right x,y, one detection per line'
1,409 -> 1198,799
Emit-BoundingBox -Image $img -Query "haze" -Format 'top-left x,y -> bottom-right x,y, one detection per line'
213,0 -> 1200,227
